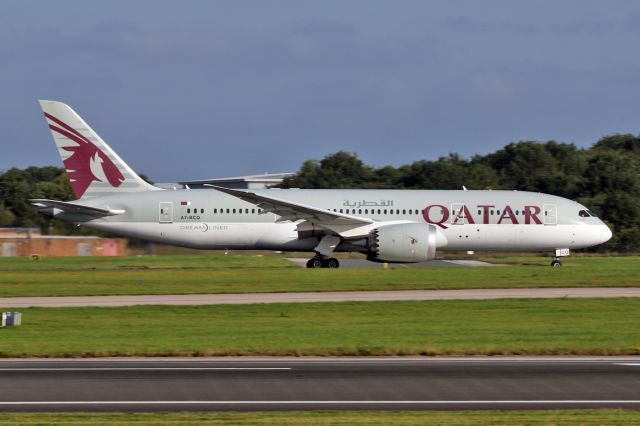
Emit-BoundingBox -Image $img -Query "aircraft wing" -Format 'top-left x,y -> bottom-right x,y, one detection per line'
205,185 -> 374,226
30,199 -> 125,216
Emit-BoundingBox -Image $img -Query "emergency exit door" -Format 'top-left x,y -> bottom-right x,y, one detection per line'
543,204 -> 557,225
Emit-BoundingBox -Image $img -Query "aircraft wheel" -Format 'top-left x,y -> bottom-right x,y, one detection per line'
325,258 -> 340,268
551,260 -> 562,267
306,258 -> 324,268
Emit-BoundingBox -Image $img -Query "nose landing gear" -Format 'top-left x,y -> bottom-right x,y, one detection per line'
550,248 -> 570,267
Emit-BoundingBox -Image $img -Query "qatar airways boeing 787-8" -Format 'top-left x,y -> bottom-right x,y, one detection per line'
31,100 -> 612,268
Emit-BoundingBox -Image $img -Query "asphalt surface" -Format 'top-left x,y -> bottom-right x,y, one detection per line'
1,287 -> 640,308
1,357 -> 640,411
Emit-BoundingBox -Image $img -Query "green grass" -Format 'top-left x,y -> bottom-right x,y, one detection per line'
0,410 -> 639,425
0,255 -> 638,297
1,298 -> 639,357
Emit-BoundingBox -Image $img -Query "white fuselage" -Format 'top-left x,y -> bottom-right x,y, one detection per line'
52,189 -> 612,254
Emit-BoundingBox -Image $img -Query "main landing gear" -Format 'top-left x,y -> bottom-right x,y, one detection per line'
306,257 -> 340,269
307,235 -> 342,268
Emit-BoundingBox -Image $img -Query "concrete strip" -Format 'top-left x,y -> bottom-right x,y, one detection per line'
1,288 -> 640,308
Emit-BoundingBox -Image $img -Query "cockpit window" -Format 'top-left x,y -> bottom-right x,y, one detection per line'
579,209 -> 598,218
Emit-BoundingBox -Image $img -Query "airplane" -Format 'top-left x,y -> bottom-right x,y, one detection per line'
31,100 -> 612,268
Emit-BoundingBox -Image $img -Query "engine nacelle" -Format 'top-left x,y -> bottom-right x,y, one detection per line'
367,223 -> 438,263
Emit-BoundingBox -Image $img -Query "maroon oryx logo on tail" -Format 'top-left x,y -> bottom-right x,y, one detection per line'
45,113 -> 124,198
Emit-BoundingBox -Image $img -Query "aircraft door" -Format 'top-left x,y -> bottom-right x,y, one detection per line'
159,202 -> 173,223
450,203 -> 466,225
543,204 -> 557,225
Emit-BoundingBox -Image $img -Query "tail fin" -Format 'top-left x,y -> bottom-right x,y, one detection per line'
38,100 -> 159,199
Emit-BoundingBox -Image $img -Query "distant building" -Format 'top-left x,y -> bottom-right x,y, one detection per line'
0,227 -> 41,237
0,228 -> 127,257
155,172 -> 294,190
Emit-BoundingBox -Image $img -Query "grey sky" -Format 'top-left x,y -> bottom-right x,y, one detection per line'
1,1 -> 639,181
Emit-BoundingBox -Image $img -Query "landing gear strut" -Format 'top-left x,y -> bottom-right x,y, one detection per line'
550,248 -> 569,267
306,257 -> 340,269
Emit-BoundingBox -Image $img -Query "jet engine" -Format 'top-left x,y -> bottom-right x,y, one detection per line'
367,223 -> 439,263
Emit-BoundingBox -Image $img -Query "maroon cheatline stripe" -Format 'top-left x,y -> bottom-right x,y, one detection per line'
44,112 -> 93,145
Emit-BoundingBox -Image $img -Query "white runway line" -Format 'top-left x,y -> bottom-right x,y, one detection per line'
0,367 -> 290,371
1,400 -> 640,405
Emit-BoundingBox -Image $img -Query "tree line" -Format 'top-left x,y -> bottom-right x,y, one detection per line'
1,134 -> 638,251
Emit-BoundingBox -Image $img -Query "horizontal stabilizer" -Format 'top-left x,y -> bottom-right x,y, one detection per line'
30,199 -> 125,216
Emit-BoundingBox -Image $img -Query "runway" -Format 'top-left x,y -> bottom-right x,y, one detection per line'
1,287 -> 640,308
1,357 -> 640,411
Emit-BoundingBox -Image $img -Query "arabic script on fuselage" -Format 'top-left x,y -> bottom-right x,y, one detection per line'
343,199 -> 394,208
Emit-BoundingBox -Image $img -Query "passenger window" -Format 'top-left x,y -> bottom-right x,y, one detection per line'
226,208 -> 230,213
365,209 -> 369,214
187,208 -> 190,213
252,209 -> 255,214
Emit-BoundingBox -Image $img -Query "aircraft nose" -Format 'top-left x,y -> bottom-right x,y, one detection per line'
600,224 -> 613,244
